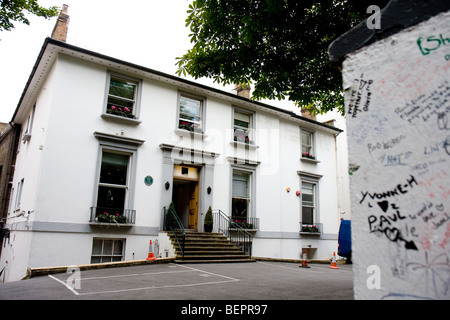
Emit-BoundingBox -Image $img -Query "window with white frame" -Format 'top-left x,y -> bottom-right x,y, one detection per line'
14,179 -> 24,212
8,187 -> 14,214
22,104 -> 35,143
298,171 -> 322,232
301,129 -> 315,160
96,151 -> 130,216
231,170 -> 253,229
91,238 -> 125,263
105,74 -> 139,119
301,182 -> 315,225
178,94 -> 204,133
93,132 -> 143,224
233,109 -> 254,144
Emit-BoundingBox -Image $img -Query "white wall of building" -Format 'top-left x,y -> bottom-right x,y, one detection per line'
1,43 -> 342,281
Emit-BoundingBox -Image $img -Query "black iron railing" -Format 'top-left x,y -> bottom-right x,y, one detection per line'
213,209 -> 253,256
163,206 -> 186,258
90,207 -> 136,225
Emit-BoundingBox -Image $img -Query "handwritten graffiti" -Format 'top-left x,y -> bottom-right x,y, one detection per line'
394,80 -> 450,125
383,252 -> 450,300
350,114 -> 388,144
378,152 -> 413,167
348,74 -> 374,119
444,136 -> 450,156
367,135 -> 407,154
407,252 -> 450,299
417,34 -> 450,56
361,175 -> 419,250
360,175 -> 418,207
409,201 -> 450,231
411,158 -> 447,176
439,223 -> 450,249
368,201 -> 418,250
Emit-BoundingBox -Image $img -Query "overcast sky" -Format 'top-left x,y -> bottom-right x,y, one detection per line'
1,0 -> 273,123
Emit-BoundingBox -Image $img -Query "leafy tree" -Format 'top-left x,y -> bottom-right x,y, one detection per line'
176,0 -> 390,115
0,0 -> 59,33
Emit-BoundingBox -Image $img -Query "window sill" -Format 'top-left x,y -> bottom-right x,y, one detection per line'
300,157 -> 320,164
101,113 -> 142,125
230,141 -> 259,150
299,232 -> 321,236
174,128 -> 206,139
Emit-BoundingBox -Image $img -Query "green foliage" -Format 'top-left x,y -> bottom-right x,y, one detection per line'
0,0 -> 59,32
204,206 -> 213,225
97,211 -> 128,225
166,202 -> 179,229
176,0 -> 390,115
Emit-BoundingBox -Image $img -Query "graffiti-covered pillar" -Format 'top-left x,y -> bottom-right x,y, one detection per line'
329,0 -> 450,299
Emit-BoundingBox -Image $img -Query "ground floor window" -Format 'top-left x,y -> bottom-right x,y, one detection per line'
96,151 -> 130,216
301,182 -> 315,224
232,171 -> 251,227
91,238 -> 125,263
298,171 -> 322,231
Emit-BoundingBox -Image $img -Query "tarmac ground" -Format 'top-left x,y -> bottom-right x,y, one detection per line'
0,259 -> 353,302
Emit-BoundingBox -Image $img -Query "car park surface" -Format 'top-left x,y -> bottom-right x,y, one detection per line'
0,261 -> 353,301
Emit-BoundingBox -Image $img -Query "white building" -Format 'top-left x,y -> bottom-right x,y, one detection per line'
0,34 -> 343,282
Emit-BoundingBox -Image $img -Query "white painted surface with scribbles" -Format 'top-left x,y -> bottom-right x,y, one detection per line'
343,10 -> 450,299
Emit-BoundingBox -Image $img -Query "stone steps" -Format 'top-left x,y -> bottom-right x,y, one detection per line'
168,231 -> 255,264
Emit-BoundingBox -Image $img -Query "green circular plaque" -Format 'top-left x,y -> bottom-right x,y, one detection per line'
144,176 -> 153,186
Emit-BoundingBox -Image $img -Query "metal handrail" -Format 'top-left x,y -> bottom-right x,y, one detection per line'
213,209 -> 253,256
163,206 -> 186,258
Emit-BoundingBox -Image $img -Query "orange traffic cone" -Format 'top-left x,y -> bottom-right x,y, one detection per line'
329,251 -> 339,269
146,240 -> 157,261
300,251 -> 310,268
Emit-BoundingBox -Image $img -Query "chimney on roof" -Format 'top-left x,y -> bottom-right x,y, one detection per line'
234,84 -> 251,99
301,108 -> 316,120
51,4 -> 69,42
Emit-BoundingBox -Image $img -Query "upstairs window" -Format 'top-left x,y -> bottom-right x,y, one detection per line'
178,94 -> 204,133
233,109 -> 254,144
14,179 -> 24,212
301,129 -> 316,160
106,75 -> 138,119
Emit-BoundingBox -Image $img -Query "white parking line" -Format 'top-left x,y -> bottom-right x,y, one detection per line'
48,263 -> 240,296
48,274 -> 80,296
175,263 -> 240,282
80,269 -> 197,281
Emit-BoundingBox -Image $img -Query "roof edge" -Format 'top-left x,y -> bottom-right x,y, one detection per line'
13,37 -> 342,134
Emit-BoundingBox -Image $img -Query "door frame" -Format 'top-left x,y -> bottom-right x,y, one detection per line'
159,143 -> 219,232
173,164 -> 200,230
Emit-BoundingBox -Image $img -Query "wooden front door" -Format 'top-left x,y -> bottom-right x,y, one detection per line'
188,182 -> 199,230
